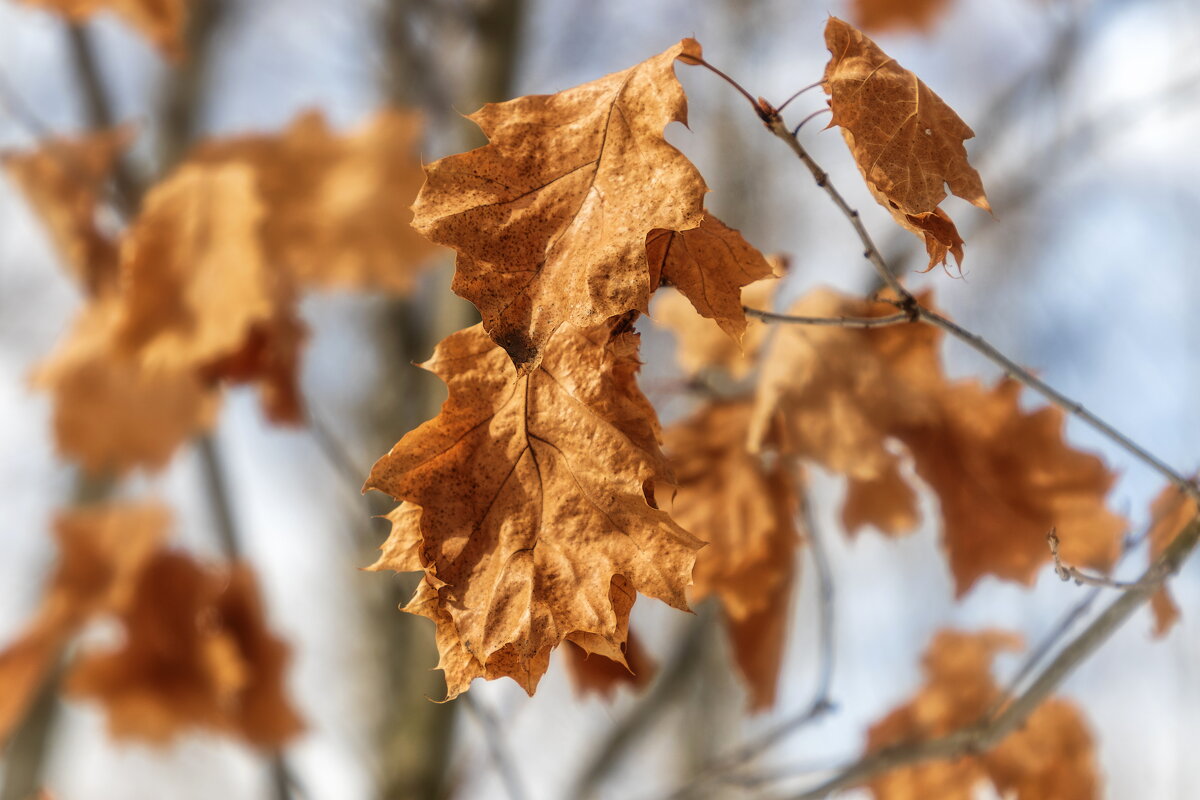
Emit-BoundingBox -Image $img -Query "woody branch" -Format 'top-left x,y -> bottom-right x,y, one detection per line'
689,55 -> 1200,797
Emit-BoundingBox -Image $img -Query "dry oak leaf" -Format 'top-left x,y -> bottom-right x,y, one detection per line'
822,17 -> 990,269
0,505 -> 168,745
3,127 -> 131,296
17,0 -> 187,59
114,162 -> 306,423
752,288 -> 1124,595
1145,483 -> 1197,636
68,553 -> 303,746
653,262 -> 783,380
412,39 -> 708,371
373,504 -> 654,698
903,378 -> 1124,594
190,109 -> 438,293
646,214 -> 776,343
365,321 -> 701,697
851,0 -> 955,34
866,629 -> 1098,800
34,299 -> 217,475
663,400 -> 801,709
564,631 -> 656,700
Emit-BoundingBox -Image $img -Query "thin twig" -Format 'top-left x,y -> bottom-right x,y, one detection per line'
791,107 -> 830,137
0,67 -> 52,140
915,306 -> 1197,499
745,307 -> 911,328
1046,529 -> 1148,590
461,693 -> 530,800
802,485 -> 836,714
775,80 -> 822,114
690,54 -> 1200,798
569,607 -> 716,800
995,521 -> 1149,713
759,112 -> 913,303
659,481 -> 836,800
747,93 -> 1200,502
781,513 -> 1200,799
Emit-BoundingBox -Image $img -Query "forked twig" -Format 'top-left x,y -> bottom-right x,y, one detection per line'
1046,529 -> 1153,590
693,54 -> 1200,799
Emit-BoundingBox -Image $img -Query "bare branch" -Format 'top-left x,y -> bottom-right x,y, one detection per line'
745,307 -> 911,328
689,54 -> 1200,799
1046,529 -> 1149,590
569,607 -> 716,800
741,88 -> 1200,503
658,479 -> 837,799
914,307 -> 1197,499
461,693 -> 530,800
780,512 -> 1200,799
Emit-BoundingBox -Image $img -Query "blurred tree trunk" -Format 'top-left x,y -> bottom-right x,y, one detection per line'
365,2 -> 524,798
0,7 -> 224,800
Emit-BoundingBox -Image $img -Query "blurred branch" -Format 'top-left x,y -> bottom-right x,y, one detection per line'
691,48 -> 1200,796
744,308 -> 911,328
461,693 -> 530,800
736,86 -> 1200,501
782,512 -> 1200,799
661,483 -> 837,800
366,2 -> 525,798
569,605 -> 717,800
0,663 -> 61,800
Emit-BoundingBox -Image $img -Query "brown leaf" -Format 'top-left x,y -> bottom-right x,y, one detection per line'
652,267 -> 781,380
190,109 -> 439,293
412,39 -> 708,371
113,162 -> 306,424
663,401 -> 802,709
365,322 -> 701,697
17,0 -> 187,59
0,505 -> 168,745
866,629 -> 1099,800
564,632 -> 656,700
753,288 -> 1124,595
822,18 -> 989,270
33,300 -> 218,475
68,553 -> 303,746
1145,484 -> 1196,636
646,215 -> 776,343
903,379 -> 1124,594
851,0 -> 955,34
3,127 -> 131,295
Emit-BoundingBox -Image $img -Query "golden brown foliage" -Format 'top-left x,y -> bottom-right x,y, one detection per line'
1145,484 -> 1196,636
0,506 -> 300,747
411,40 -> 708,371
867,630 -> 1098,800
753,289 -> 1123,595
34,301 -> 218,475
563,632 -> 656,700
0,505 -> 168,744
822,18 -> 990,269
652,269 -> 781,380
851,0 -> 954,34
366,321 -> 700,698
69,554 -> 303,746
114,162 -> 306,423
646,214 -> 775,344
190,109 -> 439,293
2,128 -> 130,295
663,401 -> 802,709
